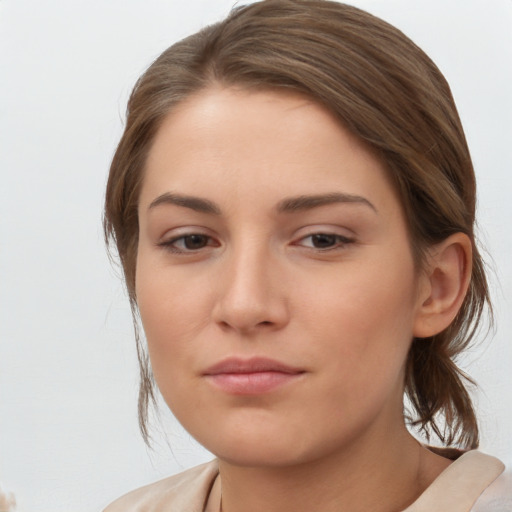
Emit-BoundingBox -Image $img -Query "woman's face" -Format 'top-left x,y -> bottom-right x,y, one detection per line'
136,87 -> 428,466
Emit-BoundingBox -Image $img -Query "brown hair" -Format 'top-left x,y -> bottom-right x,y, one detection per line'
104,0 -> 491,448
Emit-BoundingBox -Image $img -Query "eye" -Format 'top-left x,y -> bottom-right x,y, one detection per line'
297,233 -> 354,250
159,233 -> 218,253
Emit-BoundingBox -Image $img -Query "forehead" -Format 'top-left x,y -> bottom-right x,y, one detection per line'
141,86 -> 400,217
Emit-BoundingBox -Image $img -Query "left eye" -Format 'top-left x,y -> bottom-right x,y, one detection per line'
298,233 -> 353,249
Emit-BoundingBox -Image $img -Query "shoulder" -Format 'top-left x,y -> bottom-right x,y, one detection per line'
471,469 -> 512,512
103,459 -> 219,512
405,451 -> 507,512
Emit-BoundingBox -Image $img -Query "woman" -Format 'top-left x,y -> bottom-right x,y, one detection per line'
103,1 -> 510,510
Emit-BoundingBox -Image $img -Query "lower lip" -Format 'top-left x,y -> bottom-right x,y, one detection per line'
205,371 -> 303,395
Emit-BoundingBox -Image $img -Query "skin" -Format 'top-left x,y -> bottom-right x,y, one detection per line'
135,87 -> 467,512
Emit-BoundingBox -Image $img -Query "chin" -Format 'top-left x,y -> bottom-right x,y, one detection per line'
190,421 -> 348,469
184,418 -> 306,467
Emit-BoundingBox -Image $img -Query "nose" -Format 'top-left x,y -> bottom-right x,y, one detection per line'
212,244 -> 290,334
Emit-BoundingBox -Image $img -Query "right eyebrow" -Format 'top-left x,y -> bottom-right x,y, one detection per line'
148,192 -> 221,215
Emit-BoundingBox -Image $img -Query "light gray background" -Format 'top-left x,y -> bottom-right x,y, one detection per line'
0,1 -> 511,510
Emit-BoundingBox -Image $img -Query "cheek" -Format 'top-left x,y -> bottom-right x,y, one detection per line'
135,258 -> 211,381
298,253 -> 418,381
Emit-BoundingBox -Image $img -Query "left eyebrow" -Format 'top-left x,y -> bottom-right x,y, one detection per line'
276,193 -> 377,214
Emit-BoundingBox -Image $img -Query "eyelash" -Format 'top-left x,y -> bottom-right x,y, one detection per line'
158,232 -> 354,254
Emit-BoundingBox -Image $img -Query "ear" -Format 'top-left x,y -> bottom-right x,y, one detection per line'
413,233 -> 472,338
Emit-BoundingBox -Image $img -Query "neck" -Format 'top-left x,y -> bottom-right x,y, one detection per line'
218,427 -> 451,512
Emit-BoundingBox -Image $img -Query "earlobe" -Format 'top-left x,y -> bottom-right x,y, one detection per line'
413,233 -> 472,338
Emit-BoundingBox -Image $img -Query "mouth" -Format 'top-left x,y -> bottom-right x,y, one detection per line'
202,357 -> 306,395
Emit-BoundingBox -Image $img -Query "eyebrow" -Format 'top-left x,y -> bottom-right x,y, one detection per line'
148,192 -> 221,215
276,193 -> 377,214
147,191 -> 377,215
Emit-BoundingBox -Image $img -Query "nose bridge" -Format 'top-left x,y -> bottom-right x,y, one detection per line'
213,233 -> 288,332
231,240 -> 270,302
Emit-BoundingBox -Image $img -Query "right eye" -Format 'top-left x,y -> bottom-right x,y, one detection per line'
159,233 -> 218,253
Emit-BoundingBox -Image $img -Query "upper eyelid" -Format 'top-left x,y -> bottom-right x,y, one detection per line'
158,225 -> 215,241
291,225 -> 356,240
162,233 -> 216,245
291,220 -> 357,233
296,230 -> 354,239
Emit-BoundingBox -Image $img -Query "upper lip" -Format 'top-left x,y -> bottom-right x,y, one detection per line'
202,357 -> 304,375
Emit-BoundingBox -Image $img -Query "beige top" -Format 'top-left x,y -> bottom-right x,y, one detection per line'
104,451 -> 509,512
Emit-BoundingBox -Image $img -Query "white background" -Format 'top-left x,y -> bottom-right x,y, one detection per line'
0,1 -> 511,510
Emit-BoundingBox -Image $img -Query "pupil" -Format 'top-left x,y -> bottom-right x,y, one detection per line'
185,235 -> 207,249
312,234 -> 335,248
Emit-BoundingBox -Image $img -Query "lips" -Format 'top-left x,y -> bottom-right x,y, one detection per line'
202,357 -> 305,395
